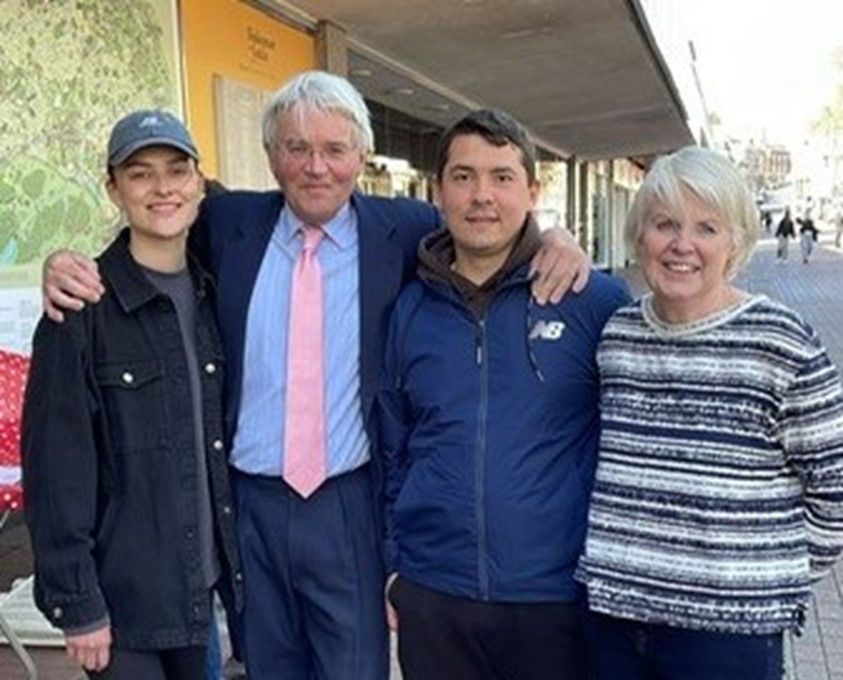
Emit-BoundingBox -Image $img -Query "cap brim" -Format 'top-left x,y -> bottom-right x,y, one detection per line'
109,138 -> 199,168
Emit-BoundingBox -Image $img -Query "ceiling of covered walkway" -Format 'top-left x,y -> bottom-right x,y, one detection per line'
255,0 -> 694,160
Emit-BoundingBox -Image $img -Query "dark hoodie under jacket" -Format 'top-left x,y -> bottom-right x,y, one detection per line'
416,215 -> 543,319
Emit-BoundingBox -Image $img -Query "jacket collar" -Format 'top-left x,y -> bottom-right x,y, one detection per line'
98,228 -> 214,313
350,190 -> 394,242
418,214 -> 541,290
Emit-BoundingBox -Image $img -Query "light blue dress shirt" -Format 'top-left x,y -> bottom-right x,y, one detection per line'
230,202 -> 369,477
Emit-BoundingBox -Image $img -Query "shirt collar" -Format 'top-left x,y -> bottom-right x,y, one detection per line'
280,200 -> 356,250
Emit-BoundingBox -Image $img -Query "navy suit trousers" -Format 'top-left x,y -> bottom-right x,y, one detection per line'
231,466 -> 388,680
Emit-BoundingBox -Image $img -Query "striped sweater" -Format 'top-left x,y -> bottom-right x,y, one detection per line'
576,293 -> 843,634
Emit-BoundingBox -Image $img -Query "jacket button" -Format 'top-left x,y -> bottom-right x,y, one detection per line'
234,572 -> 243,582
204,362 -> 216,375
121,372 -> 134,384
212,439 -> 224,452
222,505 -> 232,515
52,606 -> 63,620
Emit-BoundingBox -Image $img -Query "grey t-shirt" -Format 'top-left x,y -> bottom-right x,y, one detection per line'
143,265 -> 220,588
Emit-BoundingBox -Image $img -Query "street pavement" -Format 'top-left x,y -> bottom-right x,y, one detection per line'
3,228 -> 843,679
739,230 -> 843,680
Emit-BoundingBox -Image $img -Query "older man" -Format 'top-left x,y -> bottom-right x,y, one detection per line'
43,72 -> 588,680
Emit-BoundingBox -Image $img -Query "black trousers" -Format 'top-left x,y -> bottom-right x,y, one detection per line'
87,645 -> 206,680
390,576 -> 588,680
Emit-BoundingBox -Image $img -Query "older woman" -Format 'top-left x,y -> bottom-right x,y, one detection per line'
576,146 -> 843,680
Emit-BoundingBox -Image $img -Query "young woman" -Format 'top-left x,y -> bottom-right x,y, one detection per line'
23,110 -> 241,680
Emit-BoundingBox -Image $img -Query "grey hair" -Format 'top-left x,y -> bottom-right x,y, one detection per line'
261,70 -> 374,153
625,146 -> 760,279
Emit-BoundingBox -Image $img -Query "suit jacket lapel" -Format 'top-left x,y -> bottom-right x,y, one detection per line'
217,192 -> 284,427
220,193 -> 282,327
354,194 -> 405,425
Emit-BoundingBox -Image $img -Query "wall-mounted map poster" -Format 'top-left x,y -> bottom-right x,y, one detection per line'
0,0 -> 181,354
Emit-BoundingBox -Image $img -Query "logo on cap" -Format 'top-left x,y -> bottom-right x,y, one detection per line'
138,115 -> 163,129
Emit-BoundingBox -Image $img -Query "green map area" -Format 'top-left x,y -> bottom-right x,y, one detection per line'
0,0 -> 178,265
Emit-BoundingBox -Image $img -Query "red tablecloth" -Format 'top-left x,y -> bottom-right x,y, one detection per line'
0,349 -> 30,512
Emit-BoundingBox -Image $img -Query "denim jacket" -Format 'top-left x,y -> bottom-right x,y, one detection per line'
23,229 -> 242,650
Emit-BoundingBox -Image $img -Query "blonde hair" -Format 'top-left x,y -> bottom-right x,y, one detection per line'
625,146 -> 760,279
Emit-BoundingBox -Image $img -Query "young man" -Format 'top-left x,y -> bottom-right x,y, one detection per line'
41,72 -> 590,680
380,109 -> 630,680
23,110 -> 241,679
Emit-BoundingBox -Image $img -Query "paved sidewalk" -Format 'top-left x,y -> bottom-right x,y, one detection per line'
618,229 -> 843,680
737,234 -> 843,680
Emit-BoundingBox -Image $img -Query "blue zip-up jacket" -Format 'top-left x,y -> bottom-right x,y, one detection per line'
379,226 -> 630,602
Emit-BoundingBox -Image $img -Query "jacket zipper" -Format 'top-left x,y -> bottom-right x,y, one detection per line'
422,276 -> 529,601
475,316 -> 490,599
471,278 -> 528,600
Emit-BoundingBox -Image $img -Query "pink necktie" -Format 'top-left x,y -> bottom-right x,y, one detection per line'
283,226 -> 326,498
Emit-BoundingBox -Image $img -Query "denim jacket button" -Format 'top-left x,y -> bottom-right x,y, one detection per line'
204,362 -> 216,375
212,439 -> 224,452
52,606 -> 63,620
121,371 -> 134,384
222,505 -> 232,515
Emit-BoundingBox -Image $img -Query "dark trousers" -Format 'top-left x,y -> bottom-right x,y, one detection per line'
584,611 -> 784,680
390,576 -> 588,680
88,646 -> 206,680
232,467 -> 387,680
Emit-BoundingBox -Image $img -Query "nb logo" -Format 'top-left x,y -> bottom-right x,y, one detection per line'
529,320 -> 565,341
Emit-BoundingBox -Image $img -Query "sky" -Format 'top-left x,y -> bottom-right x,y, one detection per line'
679,1 -> 843,146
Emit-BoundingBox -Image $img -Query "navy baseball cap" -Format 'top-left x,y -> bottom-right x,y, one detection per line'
107,109 -> 199,168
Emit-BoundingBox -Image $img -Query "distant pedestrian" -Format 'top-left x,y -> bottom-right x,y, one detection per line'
835,210 -> 843,249
797,213 -> 818,263
775,208 -> 795,259
762,210 -> 772,234
577,146 -> 843,680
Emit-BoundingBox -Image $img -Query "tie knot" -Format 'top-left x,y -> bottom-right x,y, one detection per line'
301,226 -> 323,253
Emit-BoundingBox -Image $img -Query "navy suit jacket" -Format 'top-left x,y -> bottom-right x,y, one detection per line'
189,190 -> 439,451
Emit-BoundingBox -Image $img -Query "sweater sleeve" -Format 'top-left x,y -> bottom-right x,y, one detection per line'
779,336 -> 843,581
22,312 -> 109,631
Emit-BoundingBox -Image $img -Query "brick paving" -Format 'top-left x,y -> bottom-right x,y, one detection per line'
740,231 -> 843,680
3,228 -> 843,679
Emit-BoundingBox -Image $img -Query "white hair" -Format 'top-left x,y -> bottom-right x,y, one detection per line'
625,146 -> 760,279
261,70 -> 374,153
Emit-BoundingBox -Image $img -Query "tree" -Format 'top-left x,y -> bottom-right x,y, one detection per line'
811,48 -> 843,139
